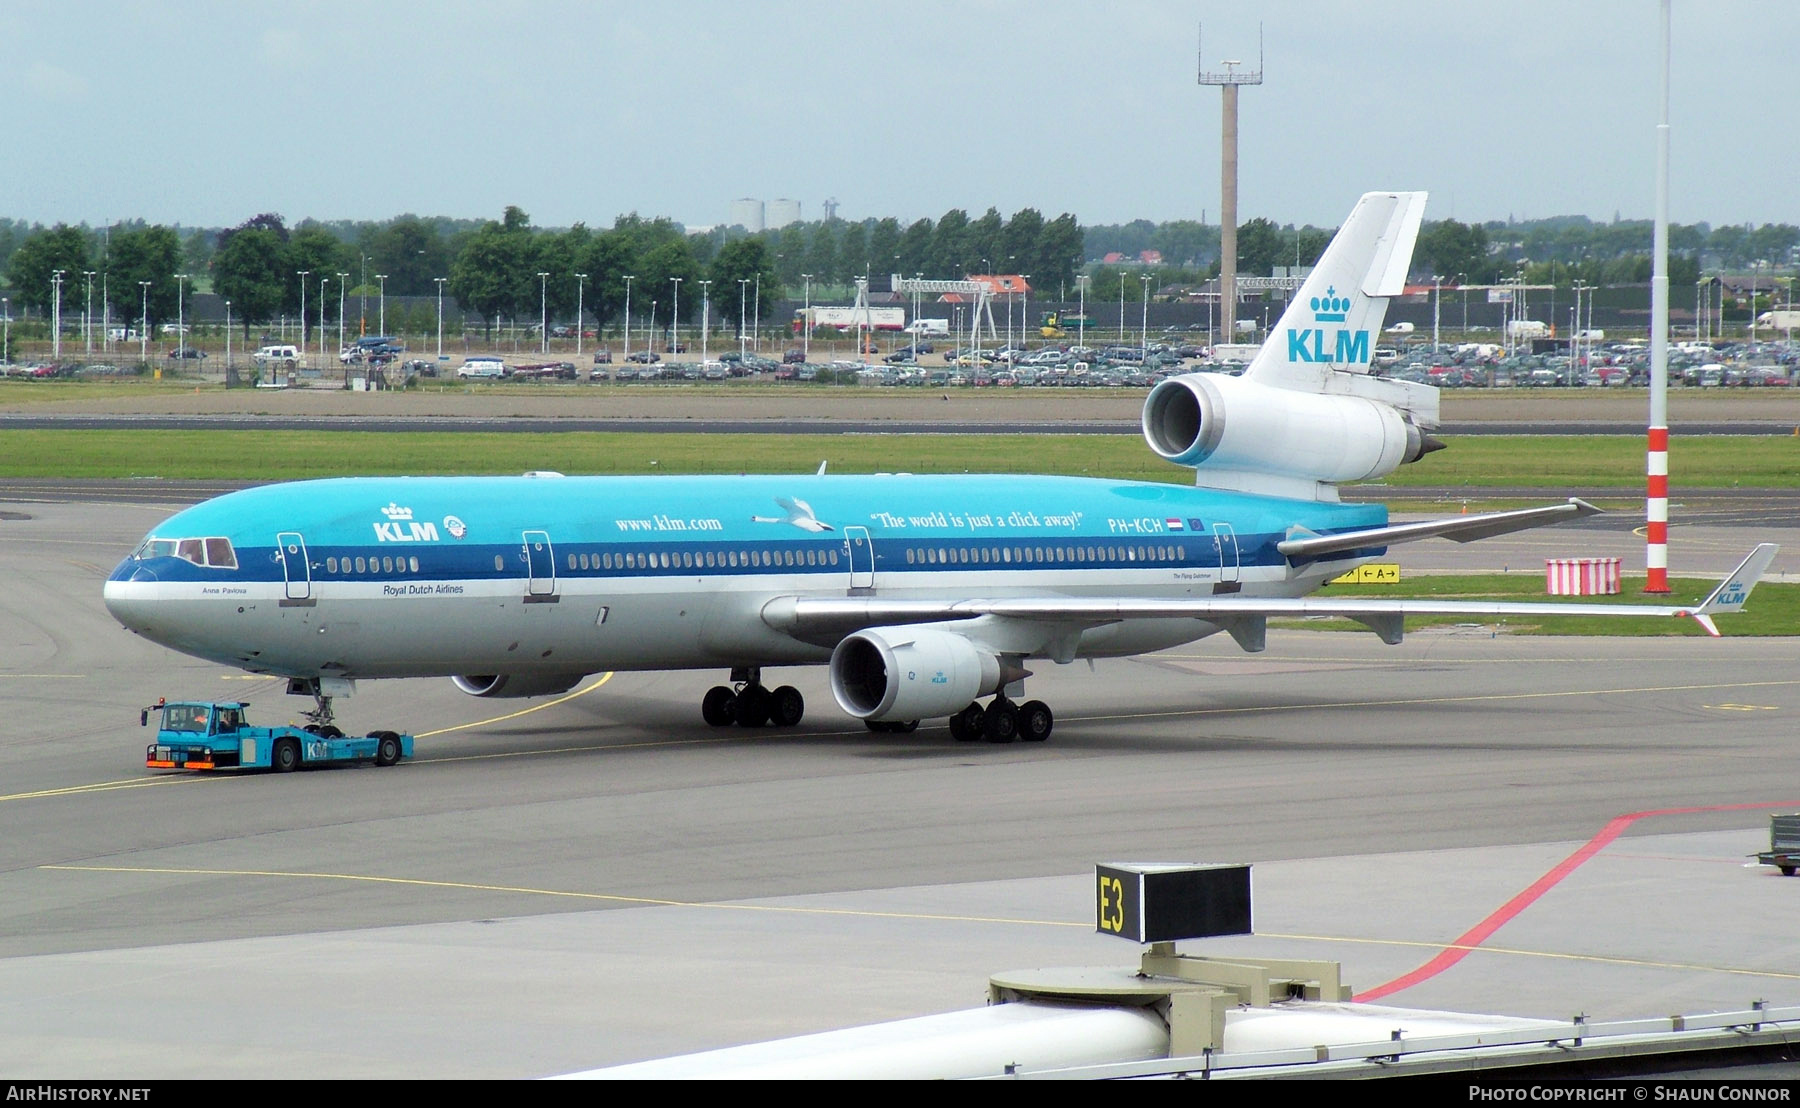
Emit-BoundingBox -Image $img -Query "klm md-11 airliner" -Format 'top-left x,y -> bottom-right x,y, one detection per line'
103,193 -> 1777,745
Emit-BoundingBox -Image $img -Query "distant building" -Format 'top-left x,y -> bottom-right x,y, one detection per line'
768,199 -> 801,229
729,198 -> 765,233
1138,250 -> 1163,265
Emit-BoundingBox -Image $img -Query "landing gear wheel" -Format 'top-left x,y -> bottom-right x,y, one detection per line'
982,700 -> 1019,744
702,685 -> 736,727
272,738 -> 300,773
373,731 -> 401,767
770,685 -> 805,727
948,703 -> 984,742
1783,866 -> 1797,877
1018,700 -> 1054,743
894,719 -> 919,733
863,719 -> 920,734
734,684 -> 771,727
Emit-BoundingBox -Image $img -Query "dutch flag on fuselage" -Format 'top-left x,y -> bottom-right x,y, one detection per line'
1166,517 -> 1184,531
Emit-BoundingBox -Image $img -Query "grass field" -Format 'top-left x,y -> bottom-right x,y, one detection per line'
1,429 -> 1796,488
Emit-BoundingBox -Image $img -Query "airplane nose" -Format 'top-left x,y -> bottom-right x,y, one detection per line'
103,557 -> 158,633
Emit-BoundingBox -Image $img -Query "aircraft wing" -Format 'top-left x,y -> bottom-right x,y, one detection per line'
764,545 -> 1778,645
1277,498 -> 1603,561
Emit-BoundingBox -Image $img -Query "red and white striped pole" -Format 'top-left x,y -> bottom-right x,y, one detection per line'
1646,426 -> 1669,592
1645,0 -> 1672,594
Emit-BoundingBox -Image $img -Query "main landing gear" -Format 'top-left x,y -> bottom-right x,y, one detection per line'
702,667 -> 805,729
946,696 -> 1054,744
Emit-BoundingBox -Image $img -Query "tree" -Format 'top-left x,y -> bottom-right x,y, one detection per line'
1036,213 -> 1084,295
803,223 -> 838,289
968,208 -> 1004,273
710,238 -> 779,331
896,218 -> 933,278
866,218 -> 902,281
575,230 -> 636,332
449,219 -> 530,338
928,210 -> 969,279
103,226 -> 181,336
211,228 -> 287,335
1235,217 -> 1283,279
368,215 -> 449,296
1414,219 -> 1491,281
636,239 -> 703,328
6,225 -> 91,316
286,228 -> 350,342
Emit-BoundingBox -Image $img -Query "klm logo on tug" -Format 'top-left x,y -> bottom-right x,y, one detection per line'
1285,287 -> 1370,364
374,502 -> 439,542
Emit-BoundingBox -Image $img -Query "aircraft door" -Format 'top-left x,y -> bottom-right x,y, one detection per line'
523,530 -> 556,597
1212,523 -> 1240,584
844,526 -> 874,591
276,531 -> 311,600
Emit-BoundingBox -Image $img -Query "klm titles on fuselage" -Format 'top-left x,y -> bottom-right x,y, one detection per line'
1285,288 -> 1370,365
375,502 -> 439,543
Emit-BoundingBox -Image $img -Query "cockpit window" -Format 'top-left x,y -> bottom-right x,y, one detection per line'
132,536 -> 238,569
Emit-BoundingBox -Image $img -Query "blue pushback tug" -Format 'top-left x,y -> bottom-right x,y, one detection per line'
141,699 -> 412,772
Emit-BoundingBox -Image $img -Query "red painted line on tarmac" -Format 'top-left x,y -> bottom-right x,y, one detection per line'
1354,801 -> 1799,1003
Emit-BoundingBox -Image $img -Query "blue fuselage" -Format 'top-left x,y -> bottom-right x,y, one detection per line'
104,473 -> 1387,680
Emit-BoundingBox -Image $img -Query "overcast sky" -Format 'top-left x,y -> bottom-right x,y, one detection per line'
5,1 -> 1789,233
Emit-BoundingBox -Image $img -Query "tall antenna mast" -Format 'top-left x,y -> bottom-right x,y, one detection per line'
1198,23 -> 1263,339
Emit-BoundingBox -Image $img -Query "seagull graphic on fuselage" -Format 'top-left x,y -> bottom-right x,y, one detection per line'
753,496 -> 835,532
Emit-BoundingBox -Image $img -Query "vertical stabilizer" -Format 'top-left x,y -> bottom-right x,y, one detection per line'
1243,191 -> 1428,388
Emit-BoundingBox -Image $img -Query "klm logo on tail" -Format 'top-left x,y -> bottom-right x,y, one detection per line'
1285,288 -> 1370,365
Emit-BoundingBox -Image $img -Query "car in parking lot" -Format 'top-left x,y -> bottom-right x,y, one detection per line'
626,350 -> 661,364
782,348 -> 806,364
167,347 -> 207,360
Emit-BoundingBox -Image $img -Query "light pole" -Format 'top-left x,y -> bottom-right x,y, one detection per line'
698,279 -> 710,365
101,272 -> 109,352
293,271 -> 307,367
648,300 -> 657,356
376,274 -> 388,338
752,273 -> 761,353
224,300 -> 231,371
622,275 -> 634,362
574,273 -> 588,357
434,277 -> 446,360
1139,273 -> 1151,360
669,276 -> 682,356
174,272 -> 190,360
319,275 -> 329,369
2,297 -> 9,365
1021,274 -> 1030,349
336,272 -> 349,360
1076,274 -> 1089,352
801,273 -> 812,361
537,271 -> 549,354
51,270 -> 66,359
738,279 -> 749,360
1119,272 -> 1127,345
138,281 -> 150,362
83,270 -> 95,354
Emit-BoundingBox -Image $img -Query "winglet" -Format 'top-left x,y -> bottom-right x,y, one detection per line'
1694,543 -> 1780,617
1674,543 -> 1781,635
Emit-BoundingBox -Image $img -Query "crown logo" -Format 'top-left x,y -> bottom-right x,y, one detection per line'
381,502 -> 414,521
1311,287 -> 1349,323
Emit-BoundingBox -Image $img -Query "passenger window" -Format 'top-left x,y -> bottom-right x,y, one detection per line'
326,557 -> 338,573
494,555 -> 504,572
409,556 -> 419,573
355,556 -> 367,573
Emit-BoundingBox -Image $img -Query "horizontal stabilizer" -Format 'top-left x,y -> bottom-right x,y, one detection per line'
1277,499 -> 1602,561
